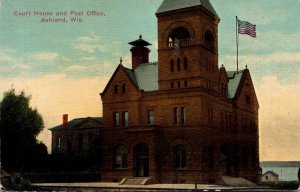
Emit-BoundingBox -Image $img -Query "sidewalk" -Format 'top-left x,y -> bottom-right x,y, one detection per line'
33,182 -> 259,191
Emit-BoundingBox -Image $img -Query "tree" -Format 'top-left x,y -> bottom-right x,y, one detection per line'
0,89 -> 48,171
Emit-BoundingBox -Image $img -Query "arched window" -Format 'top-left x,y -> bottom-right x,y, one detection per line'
169,27 -> 190,47
205,30 -> 214,42
170,59 -> 174,72
204,30 -> 214,50
114,145 -> 128,169
174,144 -> 186,168
170,27 -> 190,40
177,58 -> 180,71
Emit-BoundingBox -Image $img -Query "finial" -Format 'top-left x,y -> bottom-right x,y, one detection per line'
120,57 -> 123,64
139,34 -> 142,39
246,64 -> 248,69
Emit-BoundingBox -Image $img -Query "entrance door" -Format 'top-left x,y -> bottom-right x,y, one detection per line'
135,143 -> 149,177
220,144 -> 231,176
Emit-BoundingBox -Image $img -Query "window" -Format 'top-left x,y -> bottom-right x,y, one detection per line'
184,57 -> 188,71
171,82 -> 174,88
56,137 -> 61,150
123,111 -> 128,127
177,81 -> 180,88
168,27 -> 190,47
177,58 -> 180,71
170,27 -> 190,40
184,80 -> 187,88
114,145 -> 128,169
246,95 -> 251,104
122,84 -> 126,93
114,85 -> 118,94
113,112 -> 119,127
174,144 -> 186,168
205,30 -> 214,42
147,110 -> 154,125
181,107 -> 186,125
208,107 -> 213,126
170,59 -> 174,72
174,107 -> 178,125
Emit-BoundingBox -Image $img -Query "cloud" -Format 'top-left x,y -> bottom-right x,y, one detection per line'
12,63 -> 30,70
0,48 -> 16,62
222,52 -> 300,66
73,33 -> 121,53
74,33 -> 108,53
80,57 -> 96,61
34,52 -> 59,61
0,53 -> 14,62
65,65 -> 87,71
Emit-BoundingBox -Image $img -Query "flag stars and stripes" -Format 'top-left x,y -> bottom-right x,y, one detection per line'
238,19 -> 256,38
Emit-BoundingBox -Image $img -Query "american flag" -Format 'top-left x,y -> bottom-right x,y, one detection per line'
238,19 -> 256,38
174,38 -> 183,57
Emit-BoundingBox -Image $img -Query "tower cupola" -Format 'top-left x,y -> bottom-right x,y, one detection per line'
129,35 -> 152,70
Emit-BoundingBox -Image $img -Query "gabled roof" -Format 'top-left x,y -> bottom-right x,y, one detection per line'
102,62 -> 159,95
227,70 -> 244,99
262,170 -> 279,177
156,0 -> 218,18
49,117 -> 103,131
101,64 -> 140,95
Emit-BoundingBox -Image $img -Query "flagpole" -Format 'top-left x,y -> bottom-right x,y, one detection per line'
236,16 -> 239,73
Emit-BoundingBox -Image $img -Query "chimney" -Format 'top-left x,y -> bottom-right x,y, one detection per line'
62,114 -> 68,128
128,35 -> 152,70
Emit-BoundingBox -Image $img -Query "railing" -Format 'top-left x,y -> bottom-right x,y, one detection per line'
168,38 -> 190,48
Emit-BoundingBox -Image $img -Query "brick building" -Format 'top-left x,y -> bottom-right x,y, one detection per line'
50,115 -> 103,155
101,0 -> 260,184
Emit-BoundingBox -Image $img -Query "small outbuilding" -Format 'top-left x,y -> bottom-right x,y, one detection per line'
261,171 -> 279,182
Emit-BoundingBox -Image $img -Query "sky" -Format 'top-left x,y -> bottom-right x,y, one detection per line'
0,0 -> 299,161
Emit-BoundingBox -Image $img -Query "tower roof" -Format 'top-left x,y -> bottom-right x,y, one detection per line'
128,35 -> 152,47
156,0 -> 218,17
